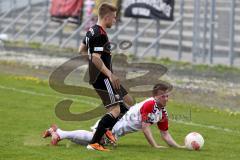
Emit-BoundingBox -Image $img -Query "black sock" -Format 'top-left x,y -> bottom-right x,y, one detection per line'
90,113 -> 118,144
109,116 -> 119,130
118,103 -> 129,119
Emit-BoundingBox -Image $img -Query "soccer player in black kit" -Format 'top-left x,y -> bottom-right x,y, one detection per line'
78,3 -> 134,151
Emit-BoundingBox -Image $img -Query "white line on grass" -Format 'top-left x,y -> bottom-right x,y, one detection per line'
172,120 -> 240,135
1,84 -> 240,135
0,84 -> 98,106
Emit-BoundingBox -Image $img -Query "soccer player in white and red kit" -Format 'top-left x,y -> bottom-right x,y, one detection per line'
43,83 -> 185,149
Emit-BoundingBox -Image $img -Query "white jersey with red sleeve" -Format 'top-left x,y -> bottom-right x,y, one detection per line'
112,97 -> 169,139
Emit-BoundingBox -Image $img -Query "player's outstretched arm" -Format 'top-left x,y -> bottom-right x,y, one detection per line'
142,122 -> 167,149
160,130 -> 186,149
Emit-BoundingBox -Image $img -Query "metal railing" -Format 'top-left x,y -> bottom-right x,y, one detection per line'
141,16 -> 183,57
13,7 -> 45,39
192,0 -> 237,66
25,18 -> 50,43
60,14 -> 94,48
0,0 -> 239,67
1,7 -> 30,34
110,18 -> 133,41
42,19 -> 69,46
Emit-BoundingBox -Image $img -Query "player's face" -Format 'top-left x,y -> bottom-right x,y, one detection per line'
105,12 -> 116,28
155,91 -> 169,107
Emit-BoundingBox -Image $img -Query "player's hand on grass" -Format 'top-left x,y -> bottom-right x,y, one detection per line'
110,73 -> 120,90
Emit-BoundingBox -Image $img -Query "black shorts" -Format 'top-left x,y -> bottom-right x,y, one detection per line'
92,78 -> 128,108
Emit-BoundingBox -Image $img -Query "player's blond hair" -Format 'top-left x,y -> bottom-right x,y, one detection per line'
98,2 -> 117,19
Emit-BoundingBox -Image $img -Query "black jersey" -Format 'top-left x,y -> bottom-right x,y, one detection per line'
83,24 -> 112,85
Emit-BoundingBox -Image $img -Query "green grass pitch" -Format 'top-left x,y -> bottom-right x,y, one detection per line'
0,73 -> 239,160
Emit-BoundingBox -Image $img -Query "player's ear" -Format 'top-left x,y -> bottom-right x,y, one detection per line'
106,15 -> 110,21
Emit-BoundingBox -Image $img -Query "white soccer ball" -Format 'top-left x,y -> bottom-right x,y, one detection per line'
185,132 -> 204,150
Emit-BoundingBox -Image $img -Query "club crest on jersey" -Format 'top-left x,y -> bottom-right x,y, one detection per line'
89,28 -> 94,35
147,112 -> 160,123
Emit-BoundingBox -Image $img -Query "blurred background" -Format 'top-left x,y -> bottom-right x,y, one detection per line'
0,0 -> 239,111
0,0 -> 239,66
0,2 -> 239,159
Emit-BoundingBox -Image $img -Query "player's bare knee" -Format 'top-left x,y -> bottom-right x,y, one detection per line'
109,105 -> 121,118
123,94 -> 135,106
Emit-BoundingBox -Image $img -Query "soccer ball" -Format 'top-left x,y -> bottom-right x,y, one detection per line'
185,132 -> 204,150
